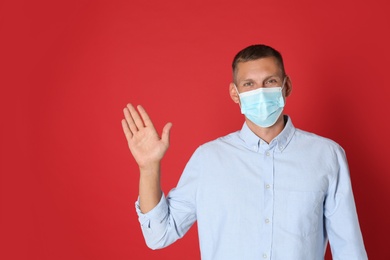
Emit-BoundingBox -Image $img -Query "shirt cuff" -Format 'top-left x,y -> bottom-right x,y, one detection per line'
135,193 -> 168,228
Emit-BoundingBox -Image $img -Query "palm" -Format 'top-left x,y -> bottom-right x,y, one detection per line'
121,104 -> 172,168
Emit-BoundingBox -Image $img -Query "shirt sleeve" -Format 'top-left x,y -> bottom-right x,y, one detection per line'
134,147 -> 201,250
324,145 -> 368,259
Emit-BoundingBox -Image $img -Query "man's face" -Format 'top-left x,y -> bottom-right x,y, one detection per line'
230,57 -> 291,103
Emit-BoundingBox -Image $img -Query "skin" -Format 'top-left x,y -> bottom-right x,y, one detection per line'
122,56 -> 292,213
121,104 -> 172,213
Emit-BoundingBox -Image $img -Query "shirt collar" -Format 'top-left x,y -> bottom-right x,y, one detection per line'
239,115 -> 296,152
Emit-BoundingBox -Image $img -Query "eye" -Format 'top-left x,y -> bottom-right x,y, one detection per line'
264,78 -> 279,87
242,82 -> 254,87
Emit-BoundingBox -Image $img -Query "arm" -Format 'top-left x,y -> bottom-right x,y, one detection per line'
121,103 -> 172,213
122,104 -> 197,249
324,146 -> 368,259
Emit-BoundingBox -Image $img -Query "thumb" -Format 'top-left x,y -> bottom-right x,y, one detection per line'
161,122 -> 173,145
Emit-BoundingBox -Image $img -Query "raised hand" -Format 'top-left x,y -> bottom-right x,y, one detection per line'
121,103 -> 172,169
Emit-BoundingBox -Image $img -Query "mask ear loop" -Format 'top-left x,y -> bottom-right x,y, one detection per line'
281,76 -> 287,92
278,77 -> 288,106
234,83 -> 240,94
233,84 -> 242,109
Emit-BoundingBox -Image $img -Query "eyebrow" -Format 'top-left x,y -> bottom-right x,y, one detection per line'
238,74 -> 281,84
263,75 -> 281,82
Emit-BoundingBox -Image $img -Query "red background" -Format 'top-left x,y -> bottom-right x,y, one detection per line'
1,0 -> 389,259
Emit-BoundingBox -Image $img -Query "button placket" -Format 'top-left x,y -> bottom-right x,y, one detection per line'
260,147 -> 274,260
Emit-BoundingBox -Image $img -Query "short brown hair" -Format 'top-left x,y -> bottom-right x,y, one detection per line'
232,44 -> 286,81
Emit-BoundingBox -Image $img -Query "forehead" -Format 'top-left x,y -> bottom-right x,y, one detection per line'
235,57 -> 281,80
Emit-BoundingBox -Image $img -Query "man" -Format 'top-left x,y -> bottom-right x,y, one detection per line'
121,44 -> 368,259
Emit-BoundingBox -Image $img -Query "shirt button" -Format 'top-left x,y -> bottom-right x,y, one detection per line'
263,254 -> 267,258
279,145 -> 283,150
265,218 -> 270,223
265,184 -> 270,189
266,152 -> 270,156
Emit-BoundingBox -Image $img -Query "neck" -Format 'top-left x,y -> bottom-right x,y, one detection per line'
246,115 -> 286,143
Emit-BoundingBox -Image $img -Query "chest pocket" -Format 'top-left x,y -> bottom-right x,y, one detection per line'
274,190 -> 325,237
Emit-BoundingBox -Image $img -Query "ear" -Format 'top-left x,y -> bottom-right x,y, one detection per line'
284,76 -> 292,97
229,82 -> 240,104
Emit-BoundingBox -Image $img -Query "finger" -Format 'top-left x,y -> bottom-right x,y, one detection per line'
123,106 -> 138,133
121,119 -> 133,139
137,105 -> 154,128
161,122 -> 172,145
127,103 -> 145,130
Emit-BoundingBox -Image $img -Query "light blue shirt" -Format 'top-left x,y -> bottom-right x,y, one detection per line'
135,116 -> 367,260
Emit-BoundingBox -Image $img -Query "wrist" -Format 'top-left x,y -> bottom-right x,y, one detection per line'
139,162 -> 160,176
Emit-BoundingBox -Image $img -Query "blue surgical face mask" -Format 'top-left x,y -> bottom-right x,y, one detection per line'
235,78 -> 286,128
